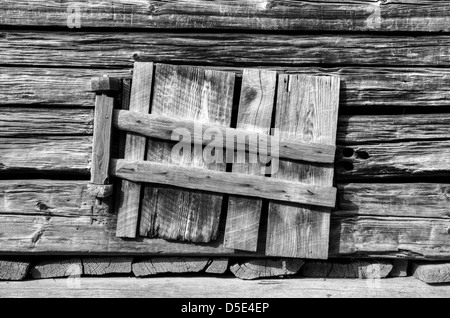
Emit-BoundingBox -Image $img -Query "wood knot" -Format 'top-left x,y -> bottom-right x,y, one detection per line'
36,201 -> 49,211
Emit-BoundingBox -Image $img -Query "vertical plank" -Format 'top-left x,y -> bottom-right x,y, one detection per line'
266,75 -> 340,259
223,69 -> 277,251
91,94 -> 114,185
139,64 -> 235,242
116,62 -> 153,238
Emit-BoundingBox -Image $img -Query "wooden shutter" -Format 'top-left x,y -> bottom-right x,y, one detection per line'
106,63 -> 340,259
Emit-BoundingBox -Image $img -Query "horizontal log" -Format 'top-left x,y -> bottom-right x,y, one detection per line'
83,257 -> 133,276
0,107 -> 93,137
0,180 -> 449,259
0,68 -> 129,107
7,31 -> 450,68
110,159 -> 337,208
3,1 -> 450,32
30,258 -> 82,279
336,183 -> 450,219
329,216 -> 450,258
337,140 -> 450,179
0,258 -> 31,281
132,257 -> 210,277
0,180 -> 110,217
114,110 -> 336,164
338,114 -> 450,144
0,213 -> 448,259
230,259 -> 305,280
2,67 -> 450,107
0,136 -> 91,174
412,262 -> 450,284
0,276 -> 447,298
1,135 -> 449,178
3,108 -> 448,144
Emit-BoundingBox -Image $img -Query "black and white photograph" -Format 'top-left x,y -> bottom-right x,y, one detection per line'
0,0 -> 449,301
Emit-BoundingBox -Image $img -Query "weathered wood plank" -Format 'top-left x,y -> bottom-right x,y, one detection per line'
83,257 -> 133,276
0,136 -> 91,174
337,140 -> 450,179
114,110 -> 336,163
230,259 -> 305,280
30,258 -> 83,279
2,108 -> 448,143
0,276 -> 450,298
0,180 -> 448,259
0,180 -> 109,217
338,114 -> 450,144
224,69 -> 277,252
266,75 -> 340,259
9,31 -> 450,68
336,183 -> 450,219
0,258 -> 31,281
132,257 -> 209,277
412,262 -> 450,284
116,62 -> 153,238
0,213 -> 448,259
111,159 -> 337,208
0,107 -> 93,137
0,276 -> 448,298
91,94 -> 114,185
329,216 -> 450,258
0,68 -> 129,107
205,258 -> 229,274
139,64 -> 235,243
3,1 -> 450,32
2,67 -> 450,107
1,137 -> 449,179
301,260 -> 393,279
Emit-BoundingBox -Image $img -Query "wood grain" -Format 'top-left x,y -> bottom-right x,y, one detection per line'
132,257 -> 210,277
0,107 -> 93,137
30,258 -> 83,279
230,259 -> 305,280
224,69 -> 277,252
0,136 -> 91,174
113,110 -> 336,163
0,276 -> 448,298
3,66 -> 450,108
3,1 -> 450,32
83,257 -> 133,276
110,159 -> 337,208
9,31 -> 450,68
266,75 -> 340,259
116,62 -> 153,238
301,260 -> 393,279
139,64 -> 234,243
91,94 -> 114,185
0,258 -> 31,281
412,262 -> 450,284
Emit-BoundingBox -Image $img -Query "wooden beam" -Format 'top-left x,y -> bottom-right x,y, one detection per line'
224,69 -> 277,252
90,94 -> 114,195
0,107 -> 93,137
114,110 -> 335,164
230,259 -> 305,280
82,257 -> 133,276
0,180 -> 448,259
412,262 -> 450,284
3,66 -> 450,108
115,62 -> 154,238
0,136 -> 92,174
301,260 -> 393,279
9,31 -> 450,68
30,258 -> 83,279
266,75 -> 340,259
139,64 -> 235,243
3,1 -> 450,32
0,258 -> 31,281
110,159 -> 337,208
132,257 -> 210,277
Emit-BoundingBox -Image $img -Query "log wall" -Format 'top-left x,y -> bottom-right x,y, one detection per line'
1,0 -> 450,260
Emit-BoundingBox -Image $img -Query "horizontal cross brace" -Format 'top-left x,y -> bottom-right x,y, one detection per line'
110,159 -> 337,208
113,110 -> 336,164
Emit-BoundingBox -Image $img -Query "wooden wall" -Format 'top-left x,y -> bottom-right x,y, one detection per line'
1,0 -> 450,260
